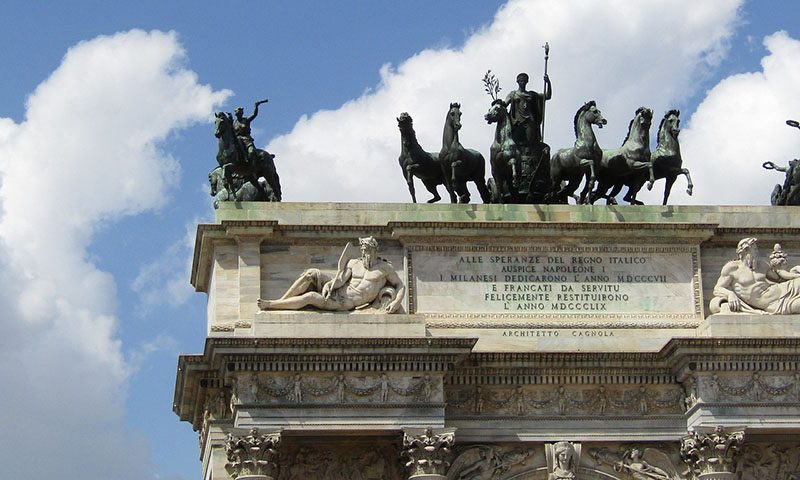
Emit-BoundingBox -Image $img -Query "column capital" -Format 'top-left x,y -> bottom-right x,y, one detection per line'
401,427 -> 456,480
224,428 -> 282,480
680,426 -> 745,479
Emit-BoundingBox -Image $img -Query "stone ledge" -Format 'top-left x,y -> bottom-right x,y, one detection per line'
250,312 -> 427,338
698,314 -> 800,337
214,202 -> 800,229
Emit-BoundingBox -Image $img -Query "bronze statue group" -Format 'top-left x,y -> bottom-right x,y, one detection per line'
210,99 -> 282,208
399,67 -> 693,206
208,45 -> 799,207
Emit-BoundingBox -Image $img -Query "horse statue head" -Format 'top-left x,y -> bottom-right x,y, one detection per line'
214,111 -> 233,139
574,100 -> 607,137
397,111 -> 413,127
447,102 -> 462,132
658,109 -> 681,142
484,98 -> 508,124
620,107 -> 653,146
397,112 -> 415,141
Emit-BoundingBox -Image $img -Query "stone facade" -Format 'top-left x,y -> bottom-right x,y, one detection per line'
175,203 -> 800,479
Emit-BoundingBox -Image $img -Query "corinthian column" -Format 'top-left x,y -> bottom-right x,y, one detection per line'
680,426 -> 744,480
224,428 -> 281,480
401,427 -> 456,480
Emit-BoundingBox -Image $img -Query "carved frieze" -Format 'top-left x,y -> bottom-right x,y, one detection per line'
741,443 -> 800,480
688,371 -> 800,405
589,444 -> 684,479
279,443 -> 403,480
446,383 -> 684,417
446,445 -> 535,480
229,372 -> 439,406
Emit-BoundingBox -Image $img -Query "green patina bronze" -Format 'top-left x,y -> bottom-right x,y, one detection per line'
764,119 -> 800,206
210,99 -> 282,208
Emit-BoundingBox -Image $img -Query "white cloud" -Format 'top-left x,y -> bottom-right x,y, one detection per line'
132,218 -> 203,311
0,30 -> 229,479
679,31 -> 800,205
267,0 -> 742,204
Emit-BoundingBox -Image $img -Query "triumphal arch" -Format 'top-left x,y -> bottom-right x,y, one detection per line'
174,202 -> 800,479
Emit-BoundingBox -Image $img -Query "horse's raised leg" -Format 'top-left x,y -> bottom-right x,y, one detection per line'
682,168 -> 694,196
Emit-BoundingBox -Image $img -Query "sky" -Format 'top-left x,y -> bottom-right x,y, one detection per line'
0,1 -> 799,479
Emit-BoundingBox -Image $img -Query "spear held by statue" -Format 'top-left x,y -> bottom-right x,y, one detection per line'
541,42 -> 549,142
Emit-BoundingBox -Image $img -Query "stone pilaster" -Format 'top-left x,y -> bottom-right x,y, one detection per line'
224,428 -> 281,480
401,427 -> 456,480
680,426 -> 745,480
236,236 -> 262,322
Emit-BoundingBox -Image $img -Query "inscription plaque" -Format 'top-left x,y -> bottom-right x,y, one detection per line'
411,245 -> 700,317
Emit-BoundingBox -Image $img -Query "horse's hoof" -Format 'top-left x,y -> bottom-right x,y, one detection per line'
647,182 -> 654,191
687,188 -> 693,196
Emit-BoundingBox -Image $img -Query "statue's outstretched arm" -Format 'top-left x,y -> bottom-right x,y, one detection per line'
247,99 -> 268,122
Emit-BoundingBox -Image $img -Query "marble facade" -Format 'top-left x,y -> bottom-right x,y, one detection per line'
175,203 -> 800,479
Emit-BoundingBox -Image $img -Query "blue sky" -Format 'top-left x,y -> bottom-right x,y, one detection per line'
0,1 -> 799,479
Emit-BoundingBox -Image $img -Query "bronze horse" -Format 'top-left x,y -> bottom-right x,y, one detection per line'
484,98 -> 522,203
549,101 -> 607,204
588,106 -> 655,204
440,103 -> 491,204
214,111 -> 281,202
397,112 -> 454,203
614,109 -> 692,205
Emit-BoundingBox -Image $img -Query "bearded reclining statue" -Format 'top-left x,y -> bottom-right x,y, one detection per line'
257,237 -> 405,314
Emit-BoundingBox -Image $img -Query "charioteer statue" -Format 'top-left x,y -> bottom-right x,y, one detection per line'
506,71 -> 551,156
483,43 -> 553,204
210,98 -> 282,208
